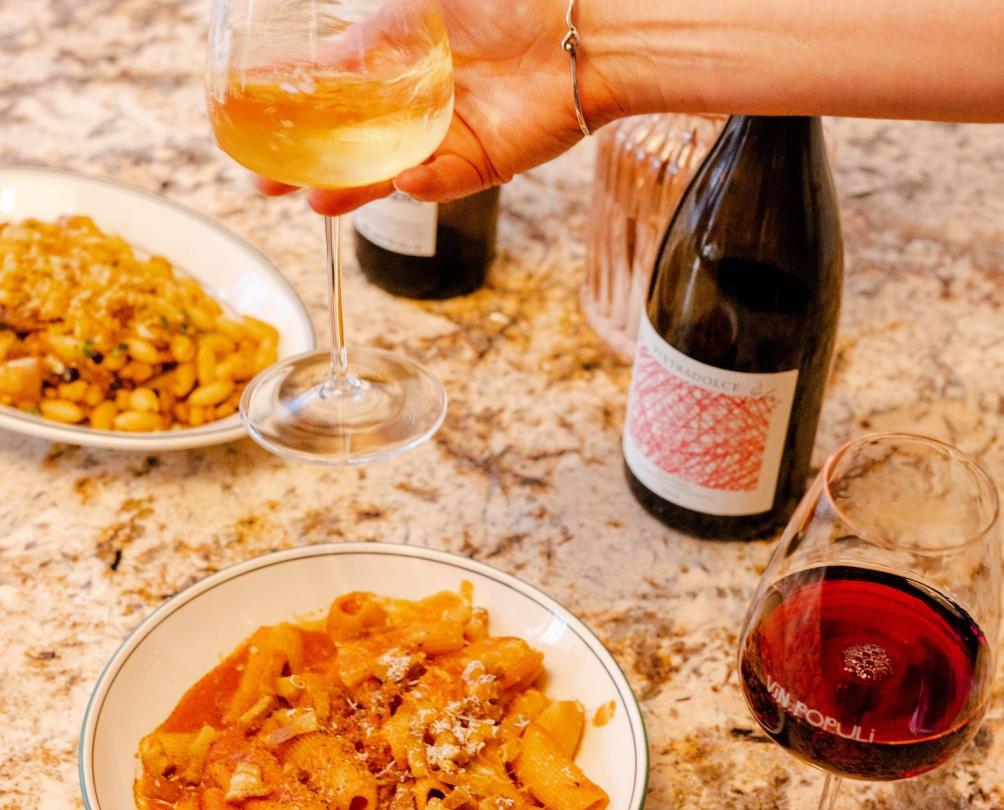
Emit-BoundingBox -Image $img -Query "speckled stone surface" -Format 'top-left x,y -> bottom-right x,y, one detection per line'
2,3 -> 1004,809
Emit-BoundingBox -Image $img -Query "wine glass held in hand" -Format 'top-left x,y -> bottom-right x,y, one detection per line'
206,0 -> 453,463
738,433 -> 1001,809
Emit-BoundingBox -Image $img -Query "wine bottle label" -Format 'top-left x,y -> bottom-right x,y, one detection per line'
353,192 -> 438,257
623,314 -> 799,516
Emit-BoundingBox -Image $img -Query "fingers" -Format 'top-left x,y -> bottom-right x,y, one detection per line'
393,154 -> 490,203
252,173 -> 394,216
254,111 -> 496,211
254,176 -> 299,196
393,116 -> 499,202
307,180 -> 395,216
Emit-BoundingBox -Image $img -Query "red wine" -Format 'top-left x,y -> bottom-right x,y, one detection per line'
740,566 -> 991,780
623,116 -> 842,539
353,188 -> 499,299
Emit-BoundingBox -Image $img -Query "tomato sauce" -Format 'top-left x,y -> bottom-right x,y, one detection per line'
161,648 -> 247,733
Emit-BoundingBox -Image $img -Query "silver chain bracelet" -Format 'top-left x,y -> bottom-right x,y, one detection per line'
562,0 -> 591,137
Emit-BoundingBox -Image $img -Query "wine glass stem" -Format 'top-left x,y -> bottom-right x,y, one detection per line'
322,215 -> 360,394
817,775 -> 842,809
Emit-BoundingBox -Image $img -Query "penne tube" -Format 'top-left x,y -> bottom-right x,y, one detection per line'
499,689 -> 552,763
225,624 -> 304,722
381,709 -> 415,767
181,724 -> 219,784
150,731 -> 195,768
335,640 -> 375,687
287,733 -> 378,810
463,608 -> 490,643
413,777 -> 450,810
465,637 -> 544,691
326,592 -> 388,641
409,621 -> 466,655
301,673 -> 332,722
532,701 -> 585,760
515,725 -> 609,810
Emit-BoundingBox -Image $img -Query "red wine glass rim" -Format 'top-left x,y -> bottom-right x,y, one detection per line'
821,432 -> 1000,554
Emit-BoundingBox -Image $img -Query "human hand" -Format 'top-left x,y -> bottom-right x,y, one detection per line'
259,0 -> 621,215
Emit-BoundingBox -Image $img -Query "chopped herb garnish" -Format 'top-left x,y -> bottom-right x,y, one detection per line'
82,339 -> 96,358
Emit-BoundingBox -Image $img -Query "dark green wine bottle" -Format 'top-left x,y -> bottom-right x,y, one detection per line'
623,116 -> 843,539
352,188 -> 500,299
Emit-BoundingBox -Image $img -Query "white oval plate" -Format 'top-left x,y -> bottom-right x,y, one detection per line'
79,543 -> 649,810
0,165 -> 315,450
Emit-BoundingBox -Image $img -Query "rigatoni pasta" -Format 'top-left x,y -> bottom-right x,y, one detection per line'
133,584 -> 610,810
515,724 -> 609,810
0,216 -> 279,431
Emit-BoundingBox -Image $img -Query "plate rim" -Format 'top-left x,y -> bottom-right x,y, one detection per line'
0,162 -> 316,450
78,542 -> 650,810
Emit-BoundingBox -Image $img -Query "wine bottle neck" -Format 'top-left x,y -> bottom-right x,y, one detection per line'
722,115 -> 824,147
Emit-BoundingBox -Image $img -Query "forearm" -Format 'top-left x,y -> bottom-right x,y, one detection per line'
579,0 -> 1004,124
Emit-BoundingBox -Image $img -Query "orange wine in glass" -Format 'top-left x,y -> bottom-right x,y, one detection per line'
207,0 -> 453,462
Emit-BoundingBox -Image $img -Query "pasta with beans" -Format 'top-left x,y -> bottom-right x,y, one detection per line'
0,216 -> 279,431
134,584 -> 610,810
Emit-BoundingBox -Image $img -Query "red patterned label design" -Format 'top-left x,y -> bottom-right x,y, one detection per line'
624,314 -> 798,516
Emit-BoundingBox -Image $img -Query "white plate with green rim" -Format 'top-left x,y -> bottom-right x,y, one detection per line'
0,164 -> 315,450
78,543 -> 649,809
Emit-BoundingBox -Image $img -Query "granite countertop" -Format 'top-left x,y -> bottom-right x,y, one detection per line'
3,3 -> 1004,809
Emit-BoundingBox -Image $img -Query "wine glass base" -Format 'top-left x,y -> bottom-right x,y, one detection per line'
240,347 -> 447,465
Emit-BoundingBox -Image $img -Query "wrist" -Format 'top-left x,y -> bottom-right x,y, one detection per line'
574,0 -> 666,128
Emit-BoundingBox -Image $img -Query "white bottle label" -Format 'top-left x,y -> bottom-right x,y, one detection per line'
353,192 -> 438,257
623,314 -> 799,516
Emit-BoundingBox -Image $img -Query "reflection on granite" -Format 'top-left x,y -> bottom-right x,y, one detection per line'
2,3 -> 1004,808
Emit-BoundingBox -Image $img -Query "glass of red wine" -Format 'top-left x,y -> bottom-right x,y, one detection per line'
738,433 -> 1000,808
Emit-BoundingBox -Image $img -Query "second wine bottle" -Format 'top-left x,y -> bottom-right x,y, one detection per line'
623,116 -> 843,539
353,188 -> 500,299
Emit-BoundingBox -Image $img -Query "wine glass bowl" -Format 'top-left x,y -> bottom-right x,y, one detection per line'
206,0 -> 454,463
824,434 -> 999,555
207,0 -> 453,189
738,433 -> 1000,803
